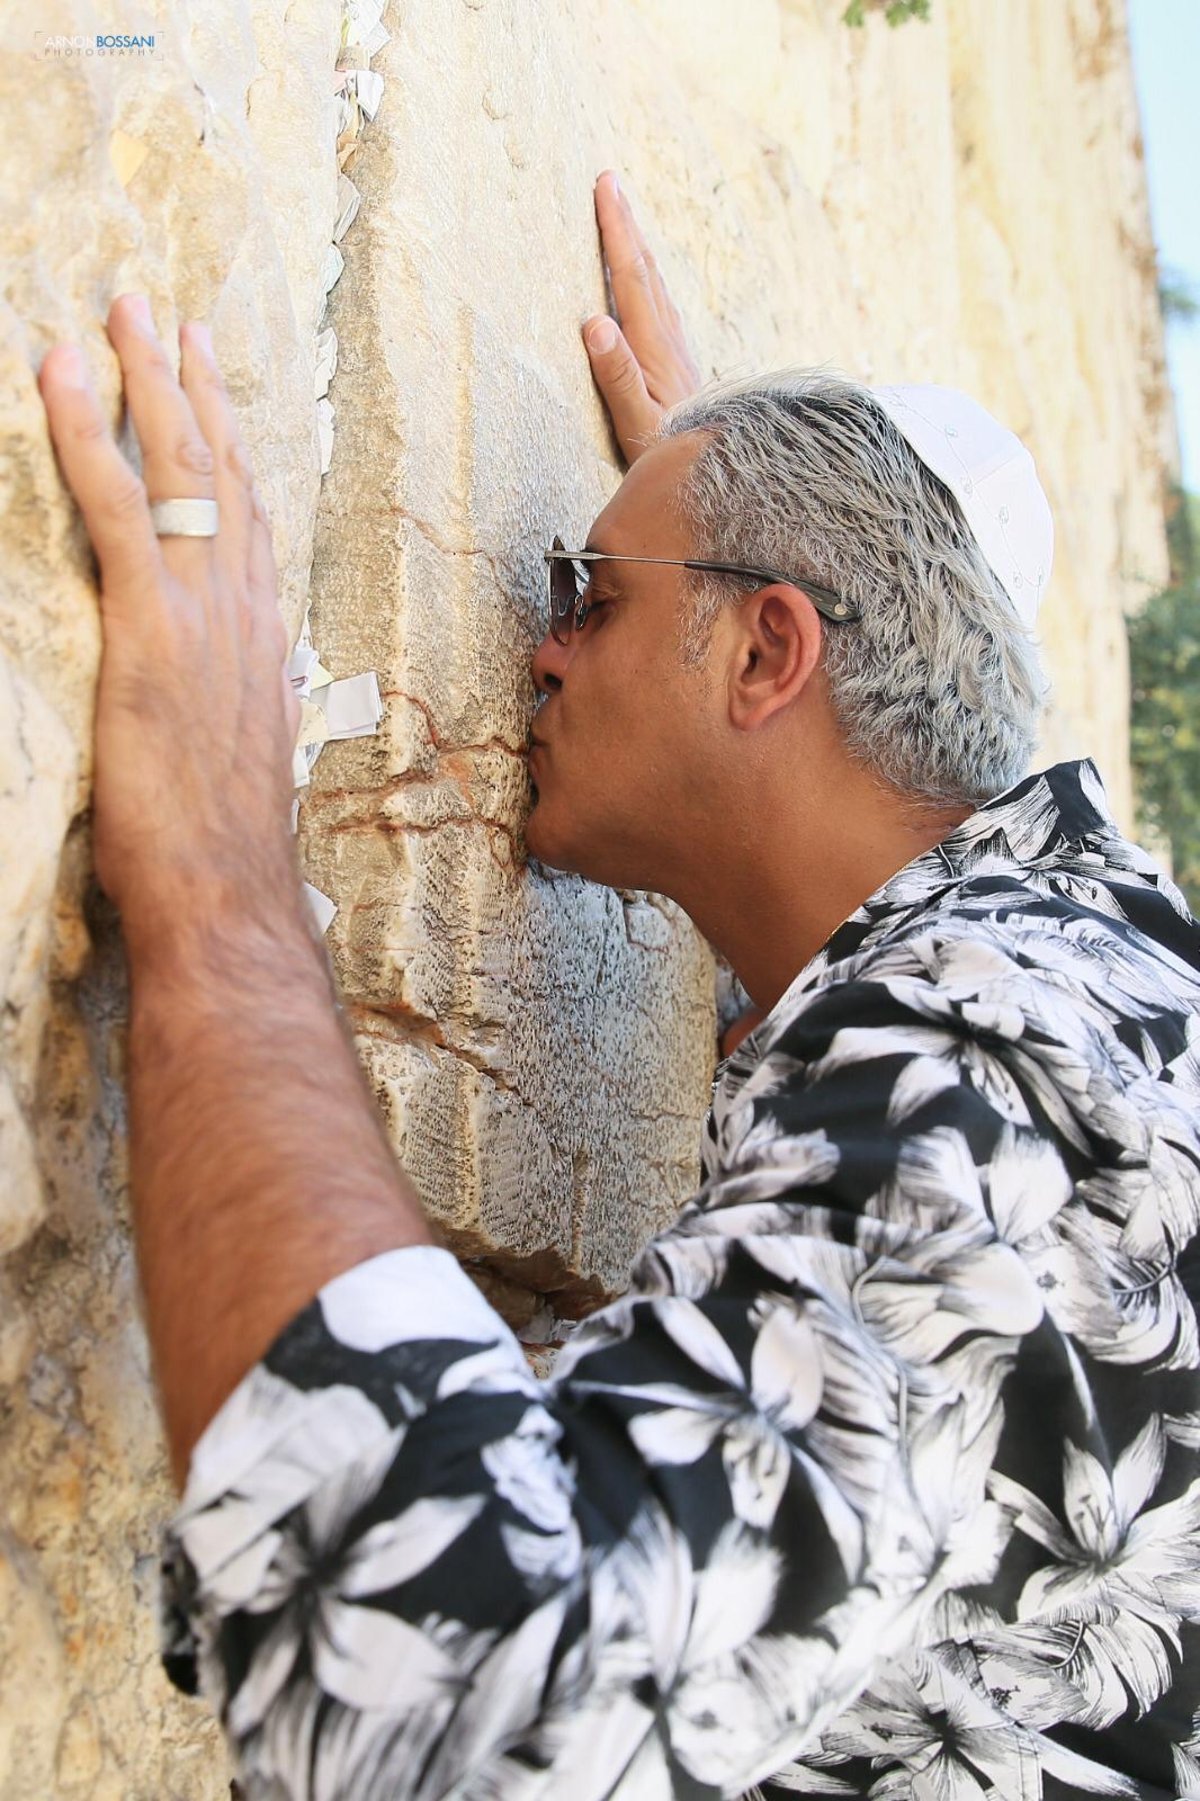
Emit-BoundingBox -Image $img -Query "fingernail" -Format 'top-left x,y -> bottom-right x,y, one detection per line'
120,294 -> 154,329
189,322 -> 214,358
586,316 -> 618,354
52,345 -> 88,388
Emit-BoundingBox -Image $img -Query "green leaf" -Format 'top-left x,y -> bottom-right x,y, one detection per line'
843,0 -> 929,26
1129,491 -> 1200,911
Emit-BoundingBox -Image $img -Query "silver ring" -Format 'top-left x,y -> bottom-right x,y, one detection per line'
150,498 -> 219,538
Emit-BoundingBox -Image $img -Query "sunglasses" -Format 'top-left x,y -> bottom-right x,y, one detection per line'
543,536 -> 861,645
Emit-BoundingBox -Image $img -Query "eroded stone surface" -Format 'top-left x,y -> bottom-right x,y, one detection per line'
1,3 -> 340,1793
0,0 -> 1172,1792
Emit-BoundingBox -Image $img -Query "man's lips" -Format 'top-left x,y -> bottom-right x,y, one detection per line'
528,721 -> 552,784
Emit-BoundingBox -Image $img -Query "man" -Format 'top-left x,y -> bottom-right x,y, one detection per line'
36,171 -> 1200,1799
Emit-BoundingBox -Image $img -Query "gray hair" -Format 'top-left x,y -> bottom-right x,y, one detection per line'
658,369 -> 1048,807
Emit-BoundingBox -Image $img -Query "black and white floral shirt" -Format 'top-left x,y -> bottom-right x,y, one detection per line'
163,760 -> 1200,1800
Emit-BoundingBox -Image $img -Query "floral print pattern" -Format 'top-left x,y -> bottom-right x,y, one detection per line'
162,761 -> 1200,1799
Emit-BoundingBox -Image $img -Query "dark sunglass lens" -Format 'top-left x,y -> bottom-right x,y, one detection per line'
550,560 -> 577,641
552,558 -> 576,617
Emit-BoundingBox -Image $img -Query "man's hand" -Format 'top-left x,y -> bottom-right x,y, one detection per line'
38,296 -> 300,953
583,169 -> 702,464
37,298 -> 432,1484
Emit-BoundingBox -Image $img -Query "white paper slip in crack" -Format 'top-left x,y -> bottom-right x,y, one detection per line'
288,643 -> 322,695
332,176 -> 361,244
302,881 -> 337,936
296,700 -> 331,753
324,672 -> 383,740
314,328 -> 339,401
320,243 -> 344,297
343,0 -> 385,49
343,68 -> 384,119
316,398 -> 335,474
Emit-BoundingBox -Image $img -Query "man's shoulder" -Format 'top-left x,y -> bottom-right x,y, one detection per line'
705,815 -> 1200,1196
725,866 -> 1200,1133
844,854 -> 1200,1016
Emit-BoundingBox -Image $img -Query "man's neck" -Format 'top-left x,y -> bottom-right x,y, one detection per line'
681,781 -> 973,1015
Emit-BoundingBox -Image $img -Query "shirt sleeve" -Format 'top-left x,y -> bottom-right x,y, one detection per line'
161,971 -> 1057,1801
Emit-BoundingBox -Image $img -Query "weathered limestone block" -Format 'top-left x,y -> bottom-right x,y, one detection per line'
1,3 -> 344,1793
0,0 -> 1172,1794
942,0 -> 1172,819
301,83 -> 721,1298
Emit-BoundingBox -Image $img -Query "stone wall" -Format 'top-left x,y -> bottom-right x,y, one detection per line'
0,0 -> 1171,1793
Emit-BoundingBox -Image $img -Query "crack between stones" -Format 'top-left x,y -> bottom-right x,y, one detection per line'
323,808 -> 524,873
347,999 -> 532,1103
384,688 -> 529,759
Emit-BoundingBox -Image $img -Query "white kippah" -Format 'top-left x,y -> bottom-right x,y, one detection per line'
871,383 -> 1054,631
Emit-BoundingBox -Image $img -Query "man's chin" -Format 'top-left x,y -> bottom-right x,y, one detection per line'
524,801 -> 621,886
524,804 -> 653,893
523,802 -> 580,877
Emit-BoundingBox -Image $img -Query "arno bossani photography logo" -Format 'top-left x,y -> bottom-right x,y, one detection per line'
33,30 -> 160,57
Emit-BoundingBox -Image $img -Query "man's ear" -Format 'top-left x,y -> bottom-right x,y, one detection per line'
727,585 -> 824,732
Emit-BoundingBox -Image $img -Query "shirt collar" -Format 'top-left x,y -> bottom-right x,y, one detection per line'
818,758 -> 1116,954
919,757 -> 1115,874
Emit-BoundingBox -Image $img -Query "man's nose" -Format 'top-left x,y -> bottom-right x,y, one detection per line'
531,627 -> 573,695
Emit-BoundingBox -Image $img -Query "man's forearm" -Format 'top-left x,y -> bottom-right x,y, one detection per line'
126,883 -> 435,1487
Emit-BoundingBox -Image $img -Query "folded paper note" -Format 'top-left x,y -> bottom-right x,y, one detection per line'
335,95 -> 363,171
289,642 -> 383,784
316,398 -> 335,474
343,0 -> 386,52
320,243 -> 345,297
302,881 -> 337,936
288,643 -> 322,696
314,328 -> 339,401
296,699 -> 331,753
343,68 -> 384,120
323,672 -> 384,740
332,176 -> 361,244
